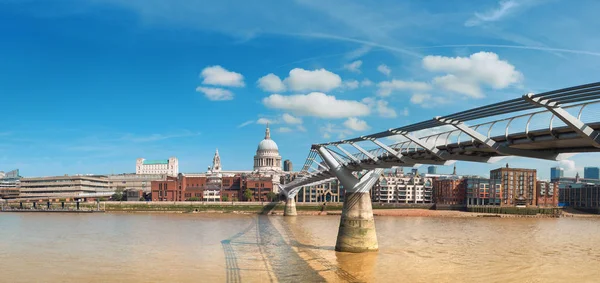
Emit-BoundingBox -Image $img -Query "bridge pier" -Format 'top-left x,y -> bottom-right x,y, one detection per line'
317,146 -> 382,253
284,197 -> 297,216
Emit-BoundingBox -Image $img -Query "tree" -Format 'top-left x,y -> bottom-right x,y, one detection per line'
138,197 -> 146,201
243,189 -> 253,202
267,192 -> 277,202
99,197 -> 107,201
111,192 -> 123,201
188,197 -> 200,201
221,195 -> 229,202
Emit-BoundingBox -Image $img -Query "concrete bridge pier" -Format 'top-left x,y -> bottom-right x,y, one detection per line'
317,146 -> 383,253
284,197 -> 297,216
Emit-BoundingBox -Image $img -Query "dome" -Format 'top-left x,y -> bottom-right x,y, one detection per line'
257,139 -> 279,151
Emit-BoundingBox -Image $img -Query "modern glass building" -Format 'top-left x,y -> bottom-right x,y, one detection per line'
550,167 -> 564,181
584,167 -> 600,180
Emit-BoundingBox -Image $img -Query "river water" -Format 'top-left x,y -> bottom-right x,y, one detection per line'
0,213 -> 599,283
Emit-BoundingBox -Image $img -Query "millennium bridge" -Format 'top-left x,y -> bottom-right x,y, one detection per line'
279,82 -> 600,253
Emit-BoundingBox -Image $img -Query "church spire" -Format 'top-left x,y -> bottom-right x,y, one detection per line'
265,123 -> 271,140
212,148 -> 221,172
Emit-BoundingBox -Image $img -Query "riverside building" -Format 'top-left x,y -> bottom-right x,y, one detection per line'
371,168 -> 433,204
490,165 -> 537,207
136,157 -> 178,176
19,175 -> 110,200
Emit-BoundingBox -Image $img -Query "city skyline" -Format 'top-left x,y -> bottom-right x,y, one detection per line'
2,0 -> 600,178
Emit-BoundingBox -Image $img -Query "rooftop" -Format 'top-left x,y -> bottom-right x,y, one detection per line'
143,160 -> 169,165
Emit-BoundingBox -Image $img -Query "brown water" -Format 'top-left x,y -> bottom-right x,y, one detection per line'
0,213 -> 599,283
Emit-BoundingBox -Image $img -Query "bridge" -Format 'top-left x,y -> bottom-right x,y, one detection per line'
279,82 -> 600,253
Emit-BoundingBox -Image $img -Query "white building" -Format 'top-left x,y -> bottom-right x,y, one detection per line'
372,169 -> 433,204
136,157 -> 178,176
253,124 -> 283,190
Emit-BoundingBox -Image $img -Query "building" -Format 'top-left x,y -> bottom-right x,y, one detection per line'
20,175 -> 110,200
371,169 -> 433,204
584,167 -> 600,180
550,167 -> 564,181
560,183 -> 600,212
465,177 -> 492,205
108,174 -> 166,193
150,176 -> 179,201
242,175 -> 274,202
253,124 -> 283,190
295,179 -> 342,203
536,181 -> 559,207
433,178 -> 465,205
136,157 -> 178,176
427,166 -> 437,174
284,160 -> 293,172
0,169 -> 20,199
490,165 -> 537,207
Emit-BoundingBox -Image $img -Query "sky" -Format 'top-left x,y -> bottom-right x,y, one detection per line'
1,0 -> 600,179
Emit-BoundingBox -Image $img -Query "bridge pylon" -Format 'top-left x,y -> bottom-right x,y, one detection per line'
284,197 -> 297,216
316,146 -> 382,253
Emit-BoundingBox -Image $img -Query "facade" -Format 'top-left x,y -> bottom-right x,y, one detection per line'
283,160 -> 293,172
427,166 -> 437,174
433,178 -> 465,205
0,187 -> 19,199
108,174 -> 166,193
490,165 -> 537,207
584,167 -> 600,180
536,181 -> 559,207
20,175 -> 110,199
550,167 -> 564,181
0,169 -> 20,199
136,157 -> 178,176
465,177 -> 492,205
295,180 -> 342,203
560,184 -> 600,212
150,176 -> 179,201
371,169 -> 433,204
242,176 -> 274,202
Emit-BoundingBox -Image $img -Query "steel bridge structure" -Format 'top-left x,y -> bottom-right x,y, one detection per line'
278,82 -> 600,252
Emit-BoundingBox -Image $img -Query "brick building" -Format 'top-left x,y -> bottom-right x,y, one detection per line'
490,165 -> 537,207
433,178 -> 465,205
536,181 -> 559,207
242,176 -> 274,202
151,176 -> 178,201
465,177 -> 492,205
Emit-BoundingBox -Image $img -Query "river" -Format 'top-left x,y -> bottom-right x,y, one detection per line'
0,213 -> 599,282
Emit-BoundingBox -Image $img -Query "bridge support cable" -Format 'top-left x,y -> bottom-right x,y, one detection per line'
523,93 -> 600,148
346,142 -> 379,162
436,117 -> 564,161
316,145 -> 380,253
334,145 -> 361,163
362,136 -> 449,166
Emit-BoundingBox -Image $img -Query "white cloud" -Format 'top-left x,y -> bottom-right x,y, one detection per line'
343,60 -> 363,73
257,73 -> 286,92
282,113 -> 302,124
558,160 -> 577,175
343,117 -> 369,131
343,80 -> 360,90
263,92 -> 370,118
410,93 -> 450,108
296,125 -> 307,132
377,80 -> 432,96
362,97 -> 398,118
377,64 -> 391,76
423,51 -> 523,98
465,0 -> 520,27
320,123 -> 352,139
283,68 -> 342,92
257,118 -> 275,125
196,87 -> 234,101
400,107 -> 409,116
278,127 -> 293,133
361,79 -> 373,87
200,65 -> 245,87
237,120 -> 254,128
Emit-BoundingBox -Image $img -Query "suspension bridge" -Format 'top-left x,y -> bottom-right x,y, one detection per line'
278,82 -> 600,253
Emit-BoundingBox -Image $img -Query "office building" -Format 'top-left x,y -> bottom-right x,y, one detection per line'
371,169 -> 433,204
0,169 -> 20,199
550,167 -> 564,181
295,179 -> 342,203
284,160 -> 293,172
136,157 -> 179,176
490,165 -> 537,207
433,178 -> 465,205
20,175 -> 110,200
584,167 -> 600,180
465,177 -> 492,205
536,181 -> 559,207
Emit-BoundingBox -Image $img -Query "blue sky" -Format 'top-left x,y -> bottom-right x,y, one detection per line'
1,0 -> 600,179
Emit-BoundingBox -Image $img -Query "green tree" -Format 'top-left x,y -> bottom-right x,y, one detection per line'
221,195 -> 229,202
138,197 -> 146,201
99,197 -> 107,201
111,192 -> 123,201
267,192 -> 277,202
188,197 -> 200,201
243,189 -> 253,202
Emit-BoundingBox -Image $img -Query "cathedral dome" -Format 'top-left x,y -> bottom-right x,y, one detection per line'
253,124 -> 282,173
257,139 -> 279,151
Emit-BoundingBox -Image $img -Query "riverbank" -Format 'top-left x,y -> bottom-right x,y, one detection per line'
4,201 -> 599,218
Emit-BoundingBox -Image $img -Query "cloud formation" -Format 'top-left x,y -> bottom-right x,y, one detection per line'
465,0 -> 520,27
377,64 -> 391,76
282,113 -> 302,124
343,117 -> 369,131
423,51 -> 522,98
263,92 -> 370,118
257,73 -> 286,92
377,80 -> 431,96
196,87 -> 234,101
362,97 -> 398,118
200,65 -> 245,87
343,60 -> 363,73
284,68 -> 342,92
